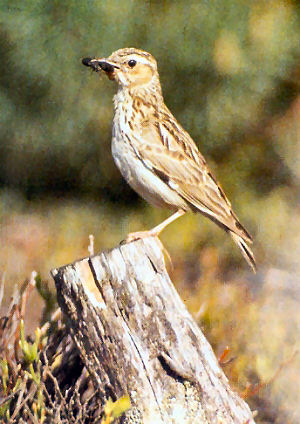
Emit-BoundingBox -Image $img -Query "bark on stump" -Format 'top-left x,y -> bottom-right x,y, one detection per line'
51,237 -> 256,424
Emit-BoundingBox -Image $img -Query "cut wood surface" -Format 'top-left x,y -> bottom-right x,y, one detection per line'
51,237 -> 256,424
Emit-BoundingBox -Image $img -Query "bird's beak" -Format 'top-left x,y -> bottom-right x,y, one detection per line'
82,57 -> 119,80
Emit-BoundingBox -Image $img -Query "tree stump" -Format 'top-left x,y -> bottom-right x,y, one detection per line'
51,237 -> 256,424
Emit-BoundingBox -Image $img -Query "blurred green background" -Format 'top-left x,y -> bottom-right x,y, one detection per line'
0,0 -> 300,422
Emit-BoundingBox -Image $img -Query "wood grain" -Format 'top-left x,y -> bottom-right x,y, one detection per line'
51,237 -> 256,424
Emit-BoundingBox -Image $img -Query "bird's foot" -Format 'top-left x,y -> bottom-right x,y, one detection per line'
122,231 -> 173,269
124,230 -> 158,243
122,210 -> 186,244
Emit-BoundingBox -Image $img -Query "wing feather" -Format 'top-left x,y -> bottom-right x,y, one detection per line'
136,114 -> 252,243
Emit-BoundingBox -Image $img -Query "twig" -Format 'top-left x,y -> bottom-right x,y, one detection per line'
46,369 -> 67,407
10,377 -> 37,422
0,388 -> 21,407
40,308 -> 62,337
10,373 -> 29,420
23,401 -> 40,424
0,272 -> 5,308
20,271 -> 37,319
241,349 -> 299,399
88,234 -> 95,256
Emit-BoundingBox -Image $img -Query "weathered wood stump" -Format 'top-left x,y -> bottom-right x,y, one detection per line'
51,237 -> 256,424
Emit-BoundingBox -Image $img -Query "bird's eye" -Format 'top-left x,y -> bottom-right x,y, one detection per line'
128,59 -> 137,68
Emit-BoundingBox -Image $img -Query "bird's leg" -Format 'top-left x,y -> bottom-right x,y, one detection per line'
125,209 -> 186,243
148,209 -> 186,236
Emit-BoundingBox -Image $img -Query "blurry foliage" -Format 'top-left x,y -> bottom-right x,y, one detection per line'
0,0 -> 299,200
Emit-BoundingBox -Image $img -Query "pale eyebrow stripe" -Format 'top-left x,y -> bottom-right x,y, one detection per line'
133,56 -> 151,64
118,54 -> 154,65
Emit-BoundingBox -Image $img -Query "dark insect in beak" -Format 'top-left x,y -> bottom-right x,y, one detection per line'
82,57 -> 93,67
82,58 -> 117,73
82,57 -> 102,72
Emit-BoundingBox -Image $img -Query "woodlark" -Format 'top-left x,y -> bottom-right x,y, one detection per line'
82,48 -> 256,272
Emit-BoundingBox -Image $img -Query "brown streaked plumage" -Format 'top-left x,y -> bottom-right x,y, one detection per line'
82,48 -> 256,272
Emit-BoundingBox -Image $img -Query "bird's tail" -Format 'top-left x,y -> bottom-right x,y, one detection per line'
230,231 -> 256,273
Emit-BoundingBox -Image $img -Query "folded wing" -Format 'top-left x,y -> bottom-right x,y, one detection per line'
136,115 -> 252,244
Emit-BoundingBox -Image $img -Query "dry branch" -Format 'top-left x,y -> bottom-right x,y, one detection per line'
51,237 -> 256,424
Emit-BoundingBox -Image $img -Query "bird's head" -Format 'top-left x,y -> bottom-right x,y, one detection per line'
82,48 -> 160,91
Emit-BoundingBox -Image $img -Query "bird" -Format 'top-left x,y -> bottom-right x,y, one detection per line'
82,48 -> 256,272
